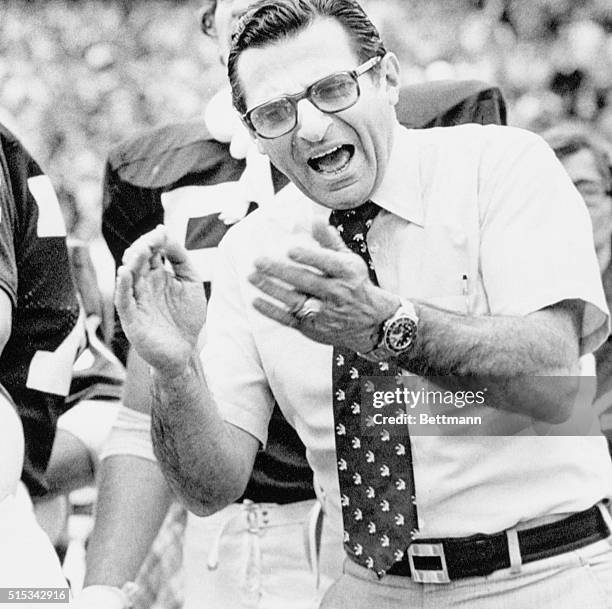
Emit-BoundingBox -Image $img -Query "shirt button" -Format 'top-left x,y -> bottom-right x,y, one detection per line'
369,243 -> 379,253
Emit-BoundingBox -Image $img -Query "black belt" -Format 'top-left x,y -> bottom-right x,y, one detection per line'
384,504 -> 610,582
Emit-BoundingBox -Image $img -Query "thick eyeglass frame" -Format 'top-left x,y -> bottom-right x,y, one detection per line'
242,55 -> 382,139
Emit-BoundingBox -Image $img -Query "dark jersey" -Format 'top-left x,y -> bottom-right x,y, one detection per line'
101,81 -> 505,505
395,79 -> 506,129
0,123 -> 82,497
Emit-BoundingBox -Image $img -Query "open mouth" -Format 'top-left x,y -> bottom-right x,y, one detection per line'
307,144 -> 355,175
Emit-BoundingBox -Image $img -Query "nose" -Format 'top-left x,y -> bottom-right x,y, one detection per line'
295,100 -> 332,142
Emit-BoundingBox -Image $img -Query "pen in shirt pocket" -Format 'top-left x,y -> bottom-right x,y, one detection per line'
462,274 -> 469,312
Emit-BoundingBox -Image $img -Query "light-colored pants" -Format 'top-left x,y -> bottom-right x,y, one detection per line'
56,398 -> 121,470
321,537 -> 612,609
0,484 -> 68,588
183,499 -> 344,609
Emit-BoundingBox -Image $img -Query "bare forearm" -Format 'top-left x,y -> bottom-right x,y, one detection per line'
405,303 -> 577,376
399,301 -> 581,421
84,456 -> 173,587
151,356 -> 257,516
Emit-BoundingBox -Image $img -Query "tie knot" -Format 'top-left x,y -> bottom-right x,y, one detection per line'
329,200 -> 380,246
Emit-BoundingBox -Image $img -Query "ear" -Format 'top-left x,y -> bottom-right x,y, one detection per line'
380,52 -> 401,107
239,116 -> 264,152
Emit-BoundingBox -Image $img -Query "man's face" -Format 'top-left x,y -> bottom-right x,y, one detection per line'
236,17 -> 400,210
214,0 -> 260,65
561,147 -> 612,270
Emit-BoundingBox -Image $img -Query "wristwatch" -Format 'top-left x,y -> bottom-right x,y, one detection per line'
359,299 -> 419,362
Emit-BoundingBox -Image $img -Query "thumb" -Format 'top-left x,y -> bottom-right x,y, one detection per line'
114,265 -> 136,325
163,235 -> 203,283
311,219 -> 349,253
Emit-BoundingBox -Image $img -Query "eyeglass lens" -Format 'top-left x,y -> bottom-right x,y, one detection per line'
250,72 -> 359,138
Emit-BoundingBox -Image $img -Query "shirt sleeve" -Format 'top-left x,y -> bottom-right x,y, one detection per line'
478,128 -> 609,354
201,234 -> 275,446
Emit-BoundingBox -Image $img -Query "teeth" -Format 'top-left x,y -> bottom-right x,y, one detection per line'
311,145 -> 342,161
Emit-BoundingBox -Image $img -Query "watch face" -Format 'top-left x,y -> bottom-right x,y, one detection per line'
386,317 -> 417,352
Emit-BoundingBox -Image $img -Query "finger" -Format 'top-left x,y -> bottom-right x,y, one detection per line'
122,225 -> 167,276
248,272 -> 306,311
252,257 -> 331,298
253,297 -> 333,345
114,265 -> 137,325
252,297 -> 300,329
287,244 -> 354,278
121,225 -> 166,265
163,234 -> 203,283
312,220 -> 350,253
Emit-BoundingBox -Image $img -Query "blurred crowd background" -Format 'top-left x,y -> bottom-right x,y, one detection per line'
1,0 -> 612,239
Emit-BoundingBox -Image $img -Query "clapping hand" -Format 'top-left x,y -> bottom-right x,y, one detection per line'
115,225 -> 206,377
248,220 -> 399,353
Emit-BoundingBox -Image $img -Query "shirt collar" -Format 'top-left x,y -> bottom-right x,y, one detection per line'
370,122 -> 424,226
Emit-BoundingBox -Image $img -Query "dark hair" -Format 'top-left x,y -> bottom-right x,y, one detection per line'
541,124 -> 612,196
200,1 -> 217,36
227,0 -> 387,116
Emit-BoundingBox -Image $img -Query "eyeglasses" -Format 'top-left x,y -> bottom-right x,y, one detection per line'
242,56 -> 382,139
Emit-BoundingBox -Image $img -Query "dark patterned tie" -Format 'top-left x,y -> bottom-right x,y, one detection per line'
329,201 -> 418,577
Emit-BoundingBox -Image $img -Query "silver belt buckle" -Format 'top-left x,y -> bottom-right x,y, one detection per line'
407,542 -> 451,584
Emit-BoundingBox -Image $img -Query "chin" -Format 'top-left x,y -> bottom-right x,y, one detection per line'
314,195 -> 369,211
313,180 -> 371,209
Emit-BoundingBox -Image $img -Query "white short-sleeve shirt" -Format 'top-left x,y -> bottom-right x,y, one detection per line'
202,123 -> 612,538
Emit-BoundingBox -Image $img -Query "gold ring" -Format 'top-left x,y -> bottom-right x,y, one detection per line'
288,294 -> 309,316
295,297 -> 323,321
